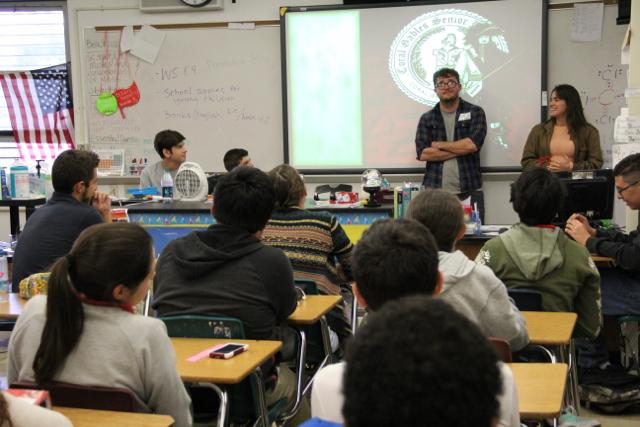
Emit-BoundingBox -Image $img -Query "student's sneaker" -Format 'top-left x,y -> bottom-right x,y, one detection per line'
557,407 -> 601,427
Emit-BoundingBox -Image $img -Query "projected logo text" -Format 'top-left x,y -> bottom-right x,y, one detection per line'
389,9 -> 509,106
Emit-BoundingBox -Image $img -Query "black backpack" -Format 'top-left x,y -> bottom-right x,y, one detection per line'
580,367 -> 640,414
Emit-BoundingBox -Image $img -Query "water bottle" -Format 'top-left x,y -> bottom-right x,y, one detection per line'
161,170 -> 174,202
40,161 -> 53,199
0,168 -> 10,200
473,209 -> 482,236
9,159 -> 29,199
0,250 -> 9,293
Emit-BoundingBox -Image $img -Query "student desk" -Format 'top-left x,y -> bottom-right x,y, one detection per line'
54,406 -> 174,427
172,337 -> 281,427
522,311 -> 577,346
0,292 -> 26,319
522,311 -> 579,415
284,295 -> 343,421
288,295 -> 342,324
509,363 -> 568,419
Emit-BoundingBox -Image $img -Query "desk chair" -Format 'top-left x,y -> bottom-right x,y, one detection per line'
294,280 -> 334,364
507,287 -> 556,363
10,382 -> 141,412
160,315 -> 284,427
281,279 -> 338,423
508,287 -> 579,416
489,337 -> 513,363
508,288 -> 543,312
142,288 -> 153,317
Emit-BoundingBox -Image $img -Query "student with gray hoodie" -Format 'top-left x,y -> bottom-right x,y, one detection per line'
475,168 -> 602,340
406,189 -> 529,351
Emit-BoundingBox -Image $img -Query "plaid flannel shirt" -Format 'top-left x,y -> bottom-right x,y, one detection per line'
415,98 -> 487,193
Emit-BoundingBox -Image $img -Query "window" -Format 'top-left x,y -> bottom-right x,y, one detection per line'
0,7 -> 68,166
0,9 -> 67,132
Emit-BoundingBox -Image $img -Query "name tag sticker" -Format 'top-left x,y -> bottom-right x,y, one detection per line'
458,112 -> 471,121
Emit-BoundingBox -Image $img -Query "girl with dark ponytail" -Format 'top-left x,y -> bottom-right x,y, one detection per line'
8,223 -> 192,427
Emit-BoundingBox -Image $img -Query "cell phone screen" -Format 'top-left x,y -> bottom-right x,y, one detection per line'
213,344 -> 245,354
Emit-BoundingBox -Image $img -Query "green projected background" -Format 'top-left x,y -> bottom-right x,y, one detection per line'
286,11 -> 363,167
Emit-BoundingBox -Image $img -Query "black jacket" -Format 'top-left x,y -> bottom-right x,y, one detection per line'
152,224 -> 297,340
587,225 -> 640,272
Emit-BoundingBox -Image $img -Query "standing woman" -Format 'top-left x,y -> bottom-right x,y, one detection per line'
262,164 -> 354,348
521,84 -> 603,171
8,223 -> 192,427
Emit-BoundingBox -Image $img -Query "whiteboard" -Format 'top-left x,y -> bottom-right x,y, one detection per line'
548,5 -> 628,169
80,26 -> 283,174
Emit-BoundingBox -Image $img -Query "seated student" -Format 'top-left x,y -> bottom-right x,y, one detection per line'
262,164 -> 354,346
152,166 -> 307,426
139,129 -> 187,190
208,148 -> 254,194
566,152 -> 640,315
310,219 -> 520,427
406,189 -> 529,351
12,149 -> 112,291
224,148 -> 253,171
340,296 -> 502,427
0,391 -> 72,427
476,168 -> 602,339
8,223 -> 192,427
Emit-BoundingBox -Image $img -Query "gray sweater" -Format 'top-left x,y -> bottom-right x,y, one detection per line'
439,250 -> 529,351
1,392 -> 72,427
8,296 -> 192,427
139,161 -> 177,191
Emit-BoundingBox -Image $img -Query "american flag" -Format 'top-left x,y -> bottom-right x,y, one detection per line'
0,63 -> 75,163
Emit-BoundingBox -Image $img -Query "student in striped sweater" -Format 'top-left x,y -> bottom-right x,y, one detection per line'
262,164 -> 355,346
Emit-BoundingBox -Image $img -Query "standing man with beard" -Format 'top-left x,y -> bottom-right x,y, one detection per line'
12,150 -> 111,291
415,67 -> 487,221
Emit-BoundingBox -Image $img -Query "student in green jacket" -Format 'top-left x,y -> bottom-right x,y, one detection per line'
476,168 -> 602,339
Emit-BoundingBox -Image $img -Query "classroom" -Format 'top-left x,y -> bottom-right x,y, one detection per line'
0,0 -> 639,426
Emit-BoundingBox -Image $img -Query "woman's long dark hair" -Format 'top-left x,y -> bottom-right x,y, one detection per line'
32,223 -> 153,385
551,84 -> 589,141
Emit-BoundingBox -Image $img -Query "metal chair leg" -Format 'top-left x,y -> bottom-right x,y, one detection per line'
251,368 -> 270,427
351,296 -> 358,334
195,382 -> 228,427
143,288 -> 152,317
278,329 -> 307,423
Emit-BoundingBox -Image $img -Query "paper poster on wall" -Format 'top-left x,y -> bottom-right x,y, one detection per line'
612,143 -> 640,168
571,3 -> 603,43
614,116 -> 640,143
131,25 -> 165,64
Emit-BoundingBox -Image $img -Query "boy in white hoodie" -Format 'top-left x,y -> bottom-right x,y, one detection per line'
406,189 -> 529,351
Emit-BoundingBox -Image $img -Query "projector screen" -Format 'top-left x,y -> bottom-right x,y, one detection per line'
282,0 -> 546,173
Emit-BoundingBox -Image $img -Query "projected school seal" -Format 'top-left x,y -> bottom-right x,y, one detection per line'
389,9 -> 509,106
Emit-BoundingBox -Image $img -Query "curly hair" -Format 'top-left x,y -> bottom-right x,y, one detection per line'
352,218 -> 439,310
343,296 -> 502,427
511,168 -> 567,225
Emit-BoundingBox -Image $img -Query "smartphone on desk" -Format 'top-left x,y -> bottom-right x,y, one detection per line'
209,343 -> 249,359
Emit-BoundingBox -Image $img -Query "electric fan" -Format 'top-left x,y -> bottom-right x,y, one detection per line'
174,162 -> 208,201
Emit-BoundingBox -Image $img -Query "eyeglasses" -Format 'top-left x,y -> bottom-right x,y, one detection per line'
616,178 -> 640,195
435,80 -> 459,89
